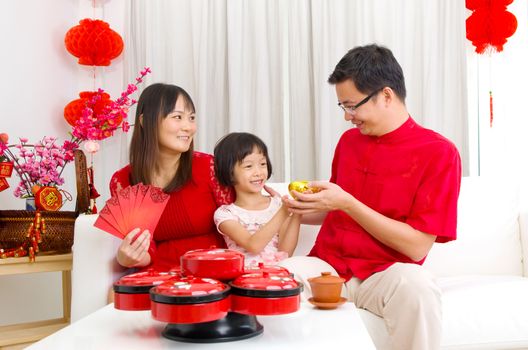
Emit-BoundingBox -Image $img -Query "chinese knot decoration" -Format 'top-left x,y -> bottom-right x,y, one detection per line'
64,18 -> 124,66
466,0 -> 518,54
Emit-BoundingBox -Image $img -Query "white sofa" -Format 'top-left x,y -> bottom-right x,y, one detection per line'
71,176 -> 528,349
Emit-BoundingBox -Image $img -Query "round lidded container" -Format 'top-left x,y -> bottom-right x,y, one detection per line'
229,272 -> 302,315
181,247 -> 244,281
243,262 -> 291,277
113,269 -> 179,311
307,271 -> 345,303
150,275 -> 231,324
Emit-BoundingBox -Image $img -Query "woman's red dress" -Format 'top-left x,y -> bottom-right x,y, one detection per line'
109,152 -> 234,271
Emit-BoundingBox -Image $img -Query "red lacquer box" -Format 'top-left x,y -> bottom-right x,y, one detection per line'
150,275 -> 231,324
114,270 -> 179,311
181,247 -> 244,281
229,272 -> 302,316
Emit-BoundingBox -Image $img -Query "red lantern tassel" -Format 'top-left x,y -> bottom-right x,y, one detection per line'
489,90 -> 494,128
87,166 -> 100,214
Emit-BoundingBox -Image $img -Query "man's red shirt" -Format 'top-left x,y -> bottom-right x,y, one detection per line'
309,117 -> 462,281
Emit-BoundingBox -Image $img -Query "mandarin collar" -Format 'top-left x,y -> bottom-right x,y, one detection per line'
370,116 -> 415,144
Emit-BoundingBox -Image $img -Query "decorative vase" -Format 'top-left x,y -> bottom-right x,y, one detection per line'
25,197 -> 36,211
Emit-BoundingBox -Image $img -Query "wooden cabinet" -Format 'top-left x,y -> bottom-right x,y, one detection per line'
0,254 -> 72,349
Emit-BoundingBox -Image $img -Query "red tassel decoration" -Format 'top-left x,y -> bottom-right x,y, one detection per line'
466,1 -> 516,128
489,90 -> 494,127
87,165 -> 100,214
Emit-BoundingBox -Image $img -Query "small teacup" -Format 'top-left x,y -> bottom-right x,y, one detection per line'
307,271 -> 345,303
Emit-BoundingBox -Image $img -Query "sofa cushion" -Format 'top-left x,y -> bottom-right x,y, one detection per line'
424,176 -> 523,277
71,214 -> 127,322
439,275 -> 528,349
293,224 -> 319,256
357,275 -> 528,350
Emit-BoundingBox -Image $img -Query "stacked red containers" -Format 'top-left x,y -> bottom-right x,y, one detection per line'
150,275 -> 231,324
180,247 -> 245,281
113,247 -> 303,326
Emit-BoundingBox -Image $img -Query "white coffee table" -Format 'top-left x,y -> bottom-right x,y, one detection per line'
26,301 -> 375,349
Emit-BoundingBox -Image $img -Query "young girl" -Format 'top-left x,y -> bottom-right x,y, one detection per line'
213,132 -> 301,266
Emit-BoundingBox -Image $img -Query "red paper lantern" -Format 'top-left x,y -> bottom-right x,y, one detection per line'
64,18 -> 124,66
466,0 -> 517,54
64,91 -> 115,126
466,0 -> 512,10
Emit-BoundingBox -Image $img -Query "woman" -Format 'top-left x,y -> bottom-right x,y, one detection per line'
110,83 -> 234,271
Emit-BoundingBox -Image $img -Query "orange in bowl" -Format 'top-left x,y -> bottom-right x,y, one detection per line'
288,181 -> 320,198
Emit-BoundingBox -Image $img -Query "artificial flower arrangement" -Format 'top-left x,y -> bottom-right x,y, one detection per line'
0,67 -> 151,211
0,135 -> 76,203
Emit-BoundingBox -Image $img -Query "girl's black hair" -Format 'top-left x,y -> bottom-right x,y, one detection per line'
214,132 -> 272,187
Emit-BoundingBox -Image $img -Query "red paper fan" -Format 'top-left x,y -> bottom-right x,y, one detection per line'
94,184 -> 169,239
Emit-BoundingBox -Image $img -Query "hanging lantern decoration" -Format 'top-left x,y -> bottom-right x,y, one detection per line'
466,0 -> 517,54
63,7 -> 127,215
64,18 -> 124,66
63,91 -> 117,126
465,0 -> 517,127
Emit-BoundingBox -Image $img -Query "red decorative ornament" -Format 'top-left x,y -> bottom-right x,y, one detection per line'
489,90 -> 494,127
64,18 -> 124,66
87,166 -> 100,214
35,186 -> 63,211
63,91 -> 115,126
0,211 -> 45,262
466,0 -> 518,54
466,0 -> 517,128
0,177 -> 9,192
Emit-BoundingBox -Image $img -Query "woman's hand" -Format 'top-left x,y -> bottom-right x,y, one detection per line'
283,181 -> 353,215
116,228 -> 151,268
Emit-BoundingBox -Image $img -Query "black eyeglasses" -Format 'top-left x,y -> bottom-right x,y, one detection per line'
338,89 -> 381,115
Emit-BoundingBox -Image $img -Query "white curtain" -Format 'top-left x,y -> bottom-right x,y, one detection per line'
122,0 -> 469,182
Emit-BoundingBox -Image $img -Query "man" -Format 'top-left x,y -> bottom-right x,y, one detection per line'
281,44 -> 461,350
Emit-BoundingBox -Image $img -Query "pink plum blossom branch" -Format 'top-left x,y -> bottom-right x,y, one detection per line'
0,68 -> 150,199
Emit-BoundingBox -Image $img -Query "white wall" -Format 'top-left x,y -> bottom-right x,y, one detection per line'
0,1 -> 77,210
0,0 -> 126,326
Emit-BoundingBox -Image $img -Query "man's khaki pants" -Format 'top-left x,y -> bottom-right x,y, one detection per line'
279,257 -> 442,350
